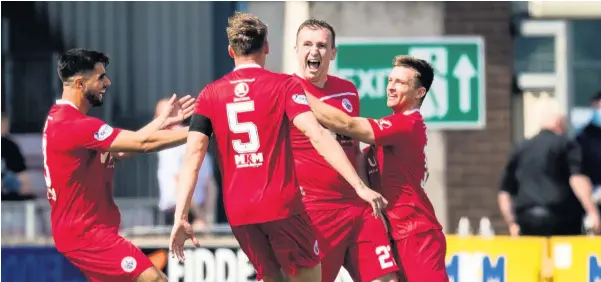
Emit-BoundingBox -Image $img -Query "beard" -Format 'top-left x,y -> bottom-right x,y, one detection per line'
84,90 -> 103,107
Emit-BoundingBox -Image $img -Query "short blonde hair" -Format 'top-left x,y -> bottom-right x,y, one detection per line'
226,12 -> 268,56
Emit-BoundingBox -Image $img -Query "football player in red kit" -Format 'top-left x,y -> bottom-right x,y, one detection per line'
44,48 -> 195,282
168,13 -> 386,282
301,55 -> 448,282
292,19 -> 399,282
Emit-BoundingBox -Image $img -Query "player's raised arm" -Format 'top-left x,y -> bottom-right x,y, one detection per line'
106,94 -> 195,153
304,89 -> 417,147
300,83 -> 376,144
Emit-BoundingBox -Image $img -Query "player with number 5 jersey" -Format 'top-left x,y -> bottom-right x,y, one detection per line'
301,55 -> 448,282
44,49 -> 195,282
168,12 -> 386,282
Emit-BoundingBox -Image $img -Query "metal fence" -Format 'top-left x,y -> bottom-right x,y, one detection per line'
1,199 -> 232,243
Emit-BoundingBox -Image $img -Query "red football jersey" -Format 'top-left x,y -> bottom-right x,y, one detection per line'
362,144 -> 381,189
367,110 -> 442,238
43,100 -> 123,252
291,74 -> 364,210
194,64 -> 311,226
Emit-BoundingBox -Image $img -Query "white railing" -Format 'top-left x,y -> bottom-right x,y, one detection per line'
1,198 -> 232,243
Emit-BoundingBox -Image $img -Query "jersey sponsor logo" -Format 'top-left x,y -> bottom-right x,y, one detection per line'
234,152 -> 264,168
367,156 -> 378,168
121,256 -> 137,273
292,94 -> 309,105
94,124 -> 114,141
234,82 -> 249,98
341,98 -> 353,113
374,119 -> 392,130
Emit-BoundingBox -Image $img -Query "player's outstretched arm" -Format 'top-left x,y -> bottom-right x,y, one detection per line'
304,92 -> 377,145
106,94 -> 195,153
293,112 -> 387,216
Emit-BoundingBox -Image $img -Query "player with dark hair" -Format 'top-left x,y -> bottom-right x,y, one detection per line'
301,55 -> 448,282
45,48 -> 195,282
292,19 -> 400,282
169,12 -> 386,282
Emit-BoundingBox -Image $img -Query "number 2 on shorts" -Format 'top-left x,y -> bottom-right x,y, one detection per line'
375,245 -> 394,269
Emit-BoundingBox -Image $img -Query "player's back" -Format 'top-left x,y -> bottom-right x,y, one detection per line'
290,75 -> 364,209
43,101 -> 121,252
201,66 -> 307,226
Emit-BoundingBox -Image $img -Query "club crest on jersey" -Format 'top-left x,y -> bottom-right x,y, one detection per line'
313,240 -> 320,256
121,256 -> 137,273
341,98 -> 353,113
292,94 -> 309,105
94,124 -> 113,141
234,82 -> 249,98
374,119 -> 392,130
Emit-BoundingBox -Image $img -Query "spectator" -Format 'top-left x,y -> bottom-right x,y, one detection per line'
154,99 -> 217,230
576,92 -> 601,206
1,112 -> 31,195
498,107 -> 600,236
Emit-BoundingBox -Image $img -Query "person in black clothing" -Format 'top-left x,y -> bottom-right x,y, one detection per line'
1,113 -> 30,196
576,92 -> 601,206
498,109 -> 600,236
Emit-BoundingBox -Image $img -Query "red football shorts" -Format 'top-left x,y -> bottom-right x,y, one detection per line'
308,206 -> 400,282
62,232 -> 154,282
393,229 -> 449,282
231,212 -> 321,281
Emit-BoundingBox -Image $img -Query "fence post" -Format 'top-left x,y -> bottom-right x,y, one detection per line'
25,200 -> 36,240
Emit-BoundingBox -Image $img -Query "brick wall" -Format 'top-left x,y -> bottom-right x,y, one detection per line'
444,2 -> 514,234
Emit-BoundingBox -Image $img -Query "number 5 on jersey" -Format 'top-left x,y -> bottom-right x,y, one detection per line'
227,101 -> 264,168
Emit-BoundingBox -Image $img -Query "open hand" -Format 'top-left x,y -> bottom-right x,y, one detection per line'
160,94 -> 196,129
169,219 -> 200,262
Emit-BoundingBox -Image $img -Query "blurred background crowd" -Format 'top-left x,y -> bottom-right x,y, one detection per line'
1,1 -> 600,281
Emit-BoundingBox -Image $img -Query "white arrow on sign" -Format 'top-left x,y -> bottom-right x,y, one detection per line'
452,54 -> 477,113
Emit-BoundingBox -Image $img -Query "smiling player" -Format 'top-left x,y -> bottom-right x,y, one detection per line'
292,19 -> 400,282
169,13 -> 386,282
300,55 -> 448,282
44,48 -> 195,282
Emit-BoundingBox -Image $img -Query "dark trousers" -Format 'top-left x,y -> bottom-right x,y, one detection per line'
516,206 -> 583,236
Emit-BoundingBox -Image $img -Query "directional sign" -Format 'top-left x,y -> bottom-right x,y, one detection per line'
332,37 -> 486,130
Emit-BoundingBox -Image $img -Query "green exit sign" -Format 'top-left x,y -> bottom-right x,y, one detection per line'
332,37 -> 486,130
